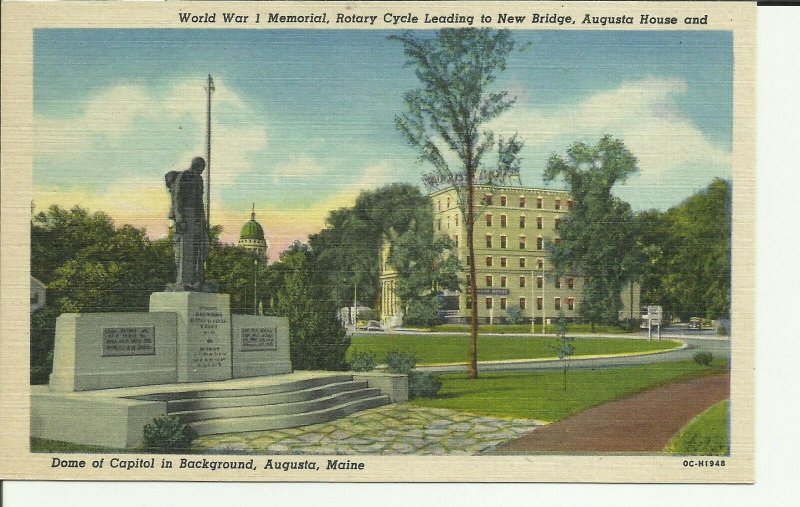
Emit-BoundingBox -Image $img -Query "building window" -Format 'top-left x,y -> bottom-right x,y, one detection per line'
555,237 -> 563,245
519,236 -> 526,249
500,276 -> 507,288
536,197 -> 543,209
446,197 -> 451,208
567,199 -> 573,211
555,297 -> 561,310
537,237 -> 543,250
520,297 -> 527,310
555,199 -> 561,210
486,297 -> 493,310
567,297 -> 575,311
466,256 -> 471,267
437,219 -> 441,231
466,296 -> 472,308
484,194 -> 493,206
438,200 -> 442,211
519,257 -> 526,268
455,215 -> 459,227
537,216 -> 543,229
537,258 -> 544,269
447,216 -> 451,229
520,196 -> 527,208
537,276 -> 543,288
466,274 -> 471,286
555,277 -> 561,289
486,214 -> 493,226
500,195 -> 507,206
500,297 -> 507,310
554,217 -> 562,231
500,235 -> 507,249
567,277 -> 574,289
486,235 -> 493,248
486,256 -> 493,267
500,257 -> 507,267
486,275 -> 493,287
454,235 -> 459,247
519,215 -> 526,228
536,297 -> 543,310
500,214 -> 507,227
519,276 -> 526,288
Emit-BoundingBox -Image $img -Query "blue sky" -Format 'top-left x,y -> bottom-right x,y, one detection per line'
34,29 -> 733,252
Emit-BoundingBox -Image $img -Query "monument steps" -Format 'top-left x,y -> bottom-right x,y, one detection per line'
187,394 -> 390,436
162,380 -> 372,412
170,386 -> 384,423
132,374 -> 355,401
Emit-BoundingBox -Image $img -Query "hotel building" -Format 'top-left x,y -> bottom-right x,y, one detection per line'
380,185 -> 640,326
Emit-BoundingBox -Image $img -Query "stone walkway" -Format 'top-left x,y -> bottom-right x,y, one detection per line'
194,405 -> 544,455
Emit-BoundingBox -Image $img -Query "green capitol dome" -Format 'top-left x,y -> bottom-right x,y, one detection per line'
240,215 -> 265,241
238,204 -> 268,262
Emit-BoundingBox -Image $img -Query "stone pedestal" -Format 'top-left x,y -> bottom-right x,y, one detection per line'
149,292 -> 232,382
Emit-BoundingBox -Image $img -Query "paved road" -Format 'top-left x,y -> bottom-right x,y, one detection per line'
415,337 -> 730,373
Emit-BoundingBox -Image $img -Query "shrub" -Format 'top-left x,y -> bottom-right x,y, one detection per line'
143,415 -> 197,452
384,351 -> 417,374
694,352 -> 713,366
357,308 -> 379,322
505,305 -> 523,325
403,296 -> 443,327
409,371 -> 442,399
348,350 -> 376,372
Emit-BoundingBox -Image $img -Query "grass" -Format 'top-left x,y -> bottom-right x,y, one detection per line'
348,334 -> 680,365
426,323 -> 635,334
30,438 -> 123,453
410,360 -> 728,422
664,400 -> 730,455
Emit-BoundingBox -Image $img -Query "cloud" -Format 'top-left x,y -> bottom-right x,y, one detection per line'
490,77 -> 732,208
35,78 -> 268,188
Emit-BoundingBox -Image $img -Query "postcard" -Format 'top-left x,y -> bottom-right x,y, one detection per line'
0,1 -> 755,483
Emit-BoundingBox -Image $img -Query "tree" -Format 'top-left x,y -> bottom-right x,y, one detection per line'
269,243 -> 350,370
544,135 -> 642,330
205,244 -> 269,315
309,183 -> 434,308
392,28 -> 524,378
637,179 -> 731,321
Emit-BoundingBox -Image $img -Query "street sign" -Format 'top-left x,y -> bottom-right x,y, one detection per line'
476,288 -> 510,296
647,305 -> 662,325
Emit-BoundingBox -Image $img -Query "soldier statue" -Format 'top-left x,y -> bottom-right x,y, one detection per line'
165,156 -> 216,292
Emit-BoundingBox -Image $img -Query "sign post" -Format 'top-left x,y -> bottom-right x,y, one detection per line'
646,305 -> 663,341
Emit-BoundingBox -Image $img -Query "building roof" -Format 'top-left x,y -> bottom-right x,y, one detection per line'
239,206 -> 265,242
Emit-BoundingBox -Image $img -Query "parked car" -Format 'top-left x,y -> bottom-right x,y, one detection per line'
688,317 -> 701,330
365,320 -> 383,331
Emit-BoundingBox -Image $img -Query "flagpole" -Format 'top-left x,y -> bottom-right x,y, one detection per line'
206,74 -> 214,240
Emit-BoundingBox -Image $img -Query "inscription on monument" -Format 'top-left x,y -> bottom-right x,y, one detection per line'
102,327 -> 156,357
241,327 -> 278,351
187,305 -> 229,369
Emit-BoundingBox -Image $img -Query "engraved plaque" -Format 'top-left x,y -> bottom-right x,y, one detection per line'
241,327 -> 277,351
102,326 -> 156,357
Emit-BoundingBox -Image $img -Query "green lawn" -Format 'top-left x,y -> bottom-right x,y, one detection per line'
30,438 -> 122,453
664,400 -> 730,455
410,360 -> 728,422
348,334 -> 680,365
427,323 -> 635,334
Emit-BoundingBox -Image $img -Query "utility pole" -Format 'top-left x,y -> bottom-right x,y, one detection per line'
541,260 -> 546,336
254,257 -> 259,315
205,74 -> 215,241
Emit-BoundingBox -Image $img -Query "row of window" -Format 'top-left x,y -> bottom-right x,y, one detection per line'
482,214 -> 564,230
479,256 -> 544,268
480,235 -> 560,250
467,296 -> 576,311
472,275 -> 575,289
437,195 -> 573,211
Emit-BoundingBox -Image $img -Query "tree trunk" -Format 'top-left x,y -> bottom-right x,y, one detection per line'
466,168 -> 478,379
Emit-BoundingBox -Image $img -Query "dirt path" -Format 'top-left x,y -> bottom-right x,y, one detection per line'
493,373 -> 730,453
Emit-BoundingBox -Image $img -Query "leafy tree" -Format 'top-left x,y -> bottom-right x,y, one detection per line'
309,183 -> 434,308
544,135 -> 642,330
392,28 -> 525,378
206,243 -> 268,315
637,179 -> 731,321
269,244 -> 350,370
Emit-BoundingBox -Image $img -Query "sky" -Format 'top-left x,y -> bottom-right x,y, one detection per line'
33,29 -> 733,254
